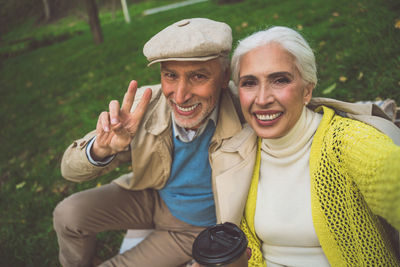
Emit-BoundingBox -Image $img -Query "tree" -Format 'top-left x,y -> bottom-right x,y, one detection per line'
121,0 -> 130,23
84,0 -> 103,44
42,0 -> 51,21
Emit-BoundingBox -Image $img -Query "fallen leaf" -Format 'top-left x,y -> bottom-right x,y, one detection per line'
9,157 -> 16,164
96,182 -> 102,187
297,25 -> 303,30
357,72 -> 364,80
319,41 -> 326,47
339,76 -> 347,82
322,83 -> 336,95
35,185 -> 44,193
273,13 -> 279,19
332,12 -> 340,17
16,181 -> 26,190
241,22 -> 248,28
395,20 -> 400,29
52,183 -> 69,194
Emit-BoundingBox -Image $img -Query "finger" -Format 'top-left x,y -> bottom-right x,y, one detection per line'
121,80 -> 138,113
97,130 -> 113,146
109,100 -> 120,125
110,121 -> 129,137
246,247 -> 252,259
96,112 -> 112,145
131,88 -> 152,121
96,111 -> 110,133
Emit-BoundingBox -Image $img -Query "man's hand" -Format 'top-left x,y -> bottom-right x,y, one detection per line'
91,80 -> 152,160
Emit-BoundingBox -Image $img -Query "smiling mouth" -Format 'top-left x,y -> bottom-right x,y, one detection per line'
176,103 -> 199,112
255,112 -> 283,121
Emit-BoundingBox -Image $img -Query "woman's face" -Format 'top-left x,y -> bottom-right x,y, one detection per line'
238,43 -> 314,139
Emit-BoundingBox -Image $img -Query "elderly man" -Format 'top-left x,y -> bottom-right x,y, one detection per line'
53,18 -> 246,267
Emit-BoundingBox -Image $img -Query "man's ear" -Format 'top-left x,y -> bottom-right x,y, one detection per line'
222,68 -> 231,90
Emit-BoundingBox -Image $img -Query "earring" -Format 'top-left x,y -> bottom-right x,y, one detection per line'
304,101 -> 308,106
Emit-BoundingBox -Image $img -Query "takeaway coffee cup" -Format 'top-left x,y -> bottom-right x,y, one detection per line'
192,222 -> 248,267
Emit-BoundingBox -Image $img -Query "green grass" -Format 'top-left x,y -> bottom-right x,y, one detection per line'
0,0 -> 399,265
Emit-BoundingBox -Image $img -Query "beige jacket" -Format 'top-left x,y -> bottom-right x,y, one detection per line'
60,84 -> 253,224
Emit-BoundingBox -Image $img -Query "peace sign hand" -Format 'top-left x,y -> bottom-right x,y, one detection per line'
91,80 -> 152,160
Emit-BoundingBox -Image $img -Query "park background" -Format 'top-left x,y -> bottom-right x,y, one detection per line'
0,0 -> 399,265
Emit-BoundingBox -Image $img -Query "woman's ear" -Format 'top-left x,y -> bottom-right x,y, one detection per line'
303,82 -> 314,104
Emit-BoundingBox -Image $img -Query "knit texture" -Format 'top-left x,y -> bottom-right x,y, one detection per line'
242,106 -> 400,266
241,138 -> 266,267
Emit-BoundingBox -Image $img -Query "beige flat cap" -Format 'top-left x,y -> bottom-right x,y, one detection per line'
143,18 -> 232,66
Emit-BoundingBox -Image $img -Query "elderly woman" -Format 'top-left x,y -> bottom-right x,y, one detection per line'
227,26 -> 400,266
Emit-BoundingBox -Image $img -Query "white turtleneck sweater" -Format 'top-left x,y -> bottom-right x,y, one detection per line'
254,106 -> 330,267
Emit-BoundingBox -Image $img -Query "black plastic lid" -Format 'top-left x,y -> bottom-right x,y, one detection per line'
192,222 -> 248,266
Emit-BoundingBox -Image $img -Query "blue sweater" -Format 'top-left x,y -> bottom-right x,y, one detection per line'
159,122 -> 216,227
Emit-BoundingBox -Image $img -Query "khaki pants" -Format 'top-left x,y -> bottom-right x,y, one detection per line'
53,183 -> 205,267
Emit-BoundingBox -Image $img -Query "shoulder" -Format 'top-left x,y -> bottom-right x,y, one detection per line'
215,124 -> 257,156
316,108 -> 395,155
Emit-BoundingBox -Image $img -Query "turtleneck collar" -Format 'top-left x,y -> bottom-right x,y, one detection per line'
262,106 -> 322,158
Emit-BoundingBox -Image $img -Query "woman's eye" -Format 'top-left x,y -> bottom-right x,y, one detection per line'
274,77 -> 290,84
240,80 -> 256,87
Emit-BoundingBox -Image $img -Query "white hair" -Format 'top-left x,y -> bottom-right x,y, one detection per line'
231,26 -> 317,87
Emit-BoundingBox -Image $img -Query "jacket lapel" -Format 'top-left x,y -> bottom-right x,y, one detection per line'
213,125 -> 257,225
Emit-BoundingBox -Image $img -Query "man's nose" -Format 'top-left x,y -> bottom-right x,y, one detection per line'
175,79 -> 192,104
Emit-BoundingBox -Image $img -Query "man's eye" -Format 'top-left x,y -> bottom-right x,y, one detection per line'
192,74 -> 207,81
163,72 -> 176,79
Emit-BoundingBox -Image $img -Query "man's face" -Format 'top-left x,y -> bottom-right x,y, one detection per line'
161,58 -> 229,129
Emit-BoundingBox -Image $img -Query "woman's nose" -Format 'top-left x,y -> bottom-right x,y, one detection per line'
255,84 -> 274,106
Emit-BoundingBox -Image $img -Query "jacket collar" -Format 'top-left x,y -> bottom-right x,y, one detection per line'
143,88 -> 171,136
219,124 -> 257,159
213,88 -> 243,141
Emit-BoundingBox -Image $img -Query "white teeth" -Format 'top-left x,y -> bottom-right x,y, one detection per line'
256,112 -> 282,121
176,104 -> 198,112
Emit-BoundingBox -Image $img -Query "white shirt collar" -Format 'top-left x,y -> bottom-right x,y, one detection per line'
172,105 -> 219,142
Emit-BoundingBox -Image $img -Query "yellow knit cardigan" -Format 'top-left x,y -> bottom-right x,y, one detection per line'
241,106 -> 400,266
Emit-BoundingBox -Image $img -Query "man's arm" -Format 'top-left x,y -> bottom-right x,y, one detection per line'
60,80 -> 152,182
60,130 -> 131,182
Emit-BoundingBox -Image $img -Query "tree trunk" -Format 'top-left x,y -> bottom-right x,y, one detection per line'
42,0 -> 51,21
111,0 -> 117,20
85,0 -> 103,44
121,0 -> 130,23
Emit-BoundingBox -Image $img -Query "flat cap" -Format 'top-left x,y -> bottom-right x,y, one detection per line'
143,18 -> 232,66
